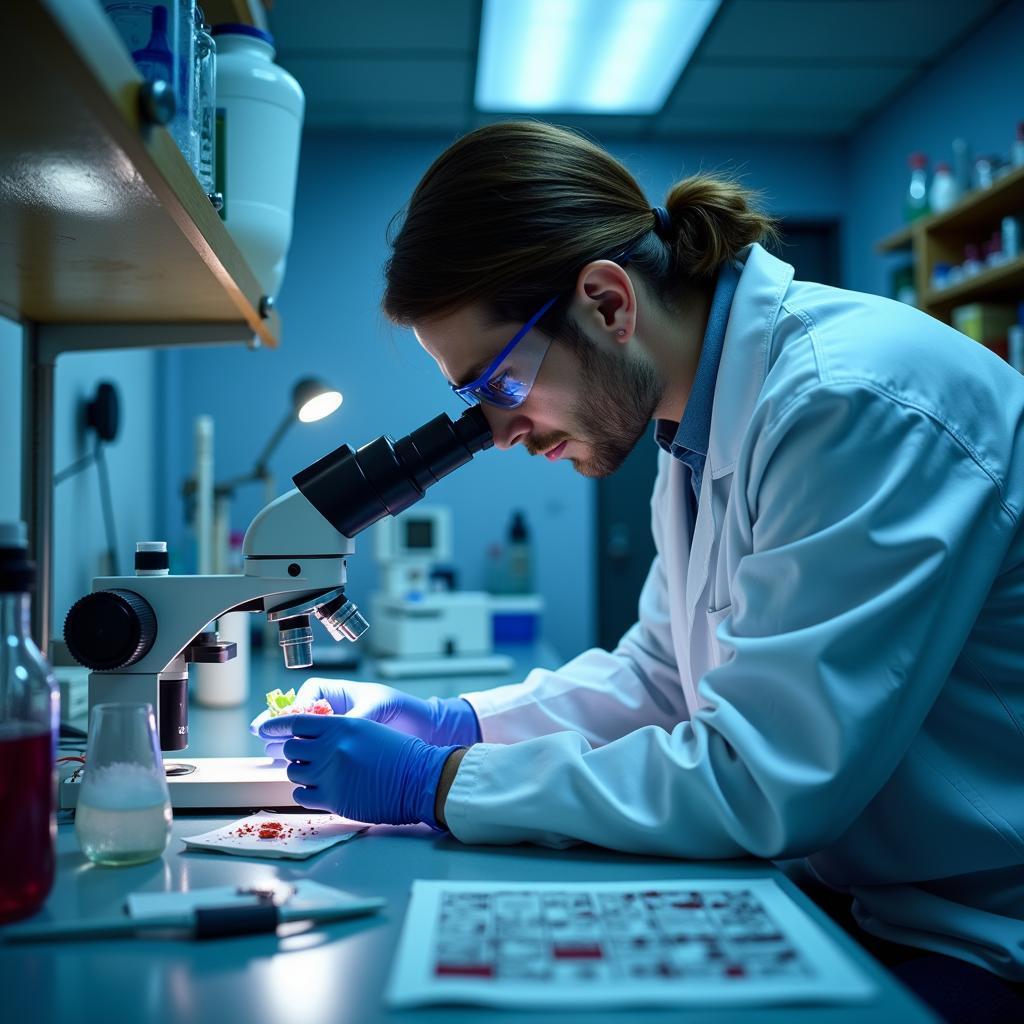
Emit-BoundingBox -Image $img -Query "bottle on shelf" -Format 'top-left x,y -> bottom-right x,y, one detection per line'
484,543 -> 505,594
1013,123 -> 1024,169
928,161 -> 958,214
503,511 -> 534,595
974,156 -> 996,190
1003,216 -> 1022,261
193,6 -> 219,205
904,153 -> 930,222
962,244 -> 984,278
0,522 -> 59,924
212,23 -> 305,299
1008,304 -> 1024,373
952,138 -> 973,195
118,0 -> 198,176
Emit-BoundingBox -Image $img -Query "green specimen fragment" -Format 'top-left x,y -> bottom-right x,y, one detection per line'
265,687 -> 297,716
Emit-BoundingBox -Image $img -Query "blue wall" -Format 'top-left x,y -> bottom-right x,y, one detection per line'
160,133 -> 846,659
844,0 -> 1024,296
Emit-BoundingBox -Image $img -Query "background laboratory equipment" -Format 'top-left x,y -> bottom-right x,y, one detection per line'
0,522 -> 58,923
75,703 -> 172,867
370,507 -> 511,678
213,23 -> 305,298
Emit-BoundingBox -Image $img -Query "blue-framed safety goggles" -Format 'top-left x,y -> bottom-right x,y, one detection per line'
449,295 -> 559,410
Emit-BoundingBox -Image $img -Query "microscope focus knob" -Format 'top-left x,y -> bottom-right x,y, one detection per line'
64,589 -> 157,671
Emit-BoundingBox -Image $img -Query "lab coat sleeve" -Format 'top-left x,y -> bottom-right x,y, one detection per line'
460,457 -> 690,747
445,383 -> 1018,858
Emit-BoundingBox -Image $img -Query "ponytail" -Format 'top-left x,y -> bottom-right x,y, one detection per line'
661,175 -> 778,279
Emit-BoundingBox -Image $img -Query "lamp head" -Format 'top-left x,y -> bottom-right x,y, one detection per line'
293,377 -> 343,423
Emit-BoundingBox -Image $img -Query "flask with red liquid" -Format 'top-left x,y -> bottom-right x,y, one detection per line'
0,522 -> 59,923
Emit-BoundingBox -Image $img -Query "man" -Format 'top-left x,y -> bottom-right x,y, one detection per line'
256,122 -> 1024,1014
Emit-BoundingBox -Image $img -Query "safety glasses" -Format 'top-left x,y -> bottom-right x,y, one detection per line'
449,296 -> 558,410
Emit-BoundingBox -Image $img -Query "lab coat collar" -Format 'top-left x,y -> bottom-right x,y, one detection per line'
706,243 -> 795,479
656,260 -> 741,461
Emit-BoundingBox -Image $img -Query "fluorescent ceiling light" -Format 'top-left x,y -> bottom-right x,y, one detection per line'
476,0 -> 721,114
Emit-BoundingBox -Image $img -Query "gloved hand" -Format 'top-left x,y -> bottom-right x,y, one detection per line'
250,678 -> 480,760
260,712 -> 460,829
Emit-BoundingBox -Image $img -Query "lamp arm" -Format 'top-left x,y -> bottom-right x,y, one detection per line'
214,468 -> 269,497
252,409 -> 294,477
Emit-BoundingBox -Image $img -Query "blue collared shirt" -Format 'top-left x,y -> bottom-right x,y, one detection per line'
654,261 -> 740,523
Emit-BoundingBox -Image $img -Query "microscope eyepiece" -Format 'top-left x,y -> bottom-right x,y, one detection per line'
293,406 -> 492,539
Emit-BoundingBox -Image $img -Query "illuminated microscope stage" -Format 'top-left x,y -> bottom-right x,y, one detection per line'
60,757 -> 299,811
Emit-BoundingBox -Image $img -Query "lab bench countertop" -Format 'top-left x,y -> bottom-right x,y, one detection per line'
17,646 -> 938,1023
3,820 -> 940,1024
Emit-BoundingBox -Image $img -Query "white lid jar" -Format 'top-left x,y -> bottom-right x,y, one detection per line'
212,24 -> 305,300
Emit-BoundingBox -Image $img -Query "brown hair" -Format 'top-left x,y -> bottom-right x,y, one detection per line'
382,121 -> 776,336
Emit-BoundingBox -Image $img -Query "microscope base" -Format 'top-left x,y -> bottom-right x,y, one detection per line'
60,757 -> 299,812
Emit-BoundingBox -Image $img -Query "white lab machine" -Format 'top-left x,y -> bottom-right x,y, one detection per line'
369,508 -> 512,679
59,409 -> 493,810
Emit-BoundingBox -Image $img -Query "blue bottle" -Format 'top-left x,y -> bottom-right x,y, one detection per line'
132,5 -> 173,85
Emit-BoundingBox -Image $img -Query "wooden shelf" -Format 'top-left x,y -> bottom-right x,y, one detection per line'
922,255 -> 1024,318
875,161 -> 1024,325
877,165 -> 1024,254
0,0 -> 278,347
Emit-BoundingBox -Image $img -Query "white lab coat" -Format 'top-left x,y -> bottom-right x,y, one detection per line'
449,243 -> 1024,979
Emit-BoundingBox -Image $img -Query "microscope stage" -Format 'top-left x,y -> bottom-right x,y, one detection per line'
60,757 -> 299,811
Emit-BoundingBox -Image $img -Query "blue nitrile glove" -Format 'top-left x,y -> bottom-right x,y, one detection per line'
250,678 -> 480,760
260,712 -> 460,829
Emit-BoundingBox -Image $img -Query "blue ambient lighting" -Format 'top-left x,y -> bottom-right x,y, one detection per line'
475,0 -> 722,114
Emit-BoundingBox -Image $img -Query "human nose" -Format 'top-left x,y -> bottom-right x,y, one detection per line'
480,405 -> 532,450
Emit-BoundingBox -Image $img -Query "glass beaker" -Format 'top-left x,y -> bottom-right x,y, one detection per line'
75,703 -> 172,867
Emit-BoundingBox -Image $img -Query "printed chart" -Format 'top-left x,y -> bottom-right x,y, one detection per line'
388,878 -> 876,1008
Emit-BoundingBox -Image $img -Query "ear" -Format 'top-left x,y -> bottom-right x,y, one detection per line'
569,260 -> 636,346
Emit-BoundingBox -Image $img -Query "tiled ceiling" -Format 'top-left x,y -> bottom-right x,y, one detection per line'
265,0 -> 1006,138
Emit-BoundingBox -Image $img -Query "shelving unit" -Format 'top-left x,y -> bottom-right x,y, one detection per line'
876,164 -> 1024,323
1,0 -> 281,648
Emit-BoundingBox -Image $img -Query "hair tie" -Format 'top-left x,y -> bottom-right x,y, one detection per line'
652,205 -> 672,239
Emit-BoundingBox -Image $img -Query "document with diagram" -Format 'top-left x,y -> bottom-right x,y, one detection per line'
388,878 -> 876,1008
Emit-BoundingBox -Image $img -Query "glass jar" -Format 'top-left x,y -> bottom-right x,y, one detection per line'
105,1 -> 198,176
0,522 -> 59,923
194,7 -> 218,201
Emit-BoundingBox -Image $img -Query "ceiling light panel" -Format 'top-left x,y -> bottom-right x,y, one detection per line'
476,0 -> 722,114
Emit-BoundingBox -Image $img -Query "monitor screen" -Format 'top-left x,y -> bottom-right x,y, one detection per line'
404,519 -> 434,550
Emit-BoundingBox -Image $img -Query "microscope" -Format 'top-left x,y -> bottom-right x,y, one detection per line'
60,407 -> 492,809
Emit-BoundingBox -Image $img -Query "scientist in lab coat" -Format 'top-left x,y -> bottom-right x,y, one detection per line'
258,122 -> 1024,1009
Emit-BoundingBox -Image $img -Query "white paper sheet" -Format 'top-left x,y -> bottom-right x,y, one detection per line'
182,811 -> 367,860
387,878 -> 877,1009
